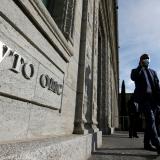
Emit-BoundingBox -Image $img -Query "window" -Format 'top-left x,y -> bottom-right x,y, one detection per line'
42,0 -> 75,41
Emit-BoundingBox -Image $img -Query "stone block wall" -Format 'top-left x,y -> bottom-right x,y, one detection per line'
0,0 -> 83,142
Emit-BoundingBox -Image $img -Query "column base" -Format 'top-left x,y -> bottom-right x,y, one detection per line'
73,121 -> 89,134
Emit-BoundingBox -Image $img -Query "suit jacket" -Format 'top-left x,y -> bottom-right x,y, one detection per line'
131,66 -> 160,103
128,98 -> 139,115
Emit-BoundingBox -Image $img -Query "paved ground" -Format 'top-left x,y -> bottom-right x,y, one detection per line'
89,131 -> 160,160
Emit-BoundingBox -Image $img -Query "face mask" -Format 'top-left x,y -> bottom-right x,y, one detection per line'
142,59 -> 150,67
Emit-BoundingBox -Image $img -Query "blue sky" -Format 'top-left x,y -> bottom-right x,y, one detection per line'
118,0 -> 160,93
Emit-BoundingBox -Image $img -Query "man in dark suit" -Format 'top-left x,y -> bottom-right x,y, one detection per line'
131,53 -> 160,154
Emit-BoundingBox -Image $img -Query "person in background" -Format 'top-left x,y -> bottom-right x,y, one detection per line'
131,53 -> 160,154
128,95 -> 139,138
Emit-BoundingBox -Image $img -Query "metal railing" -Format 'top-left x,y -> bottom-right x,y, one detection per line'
119,116 -> 129,131
119,115 -> 145,131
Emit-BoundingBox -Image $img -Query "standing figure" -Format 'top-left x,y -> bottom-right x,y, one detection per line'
128,95 -> 139,138
131,53 -> 160,154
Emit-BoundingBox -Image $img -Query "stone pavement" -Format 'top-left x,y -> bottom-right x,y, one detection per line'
89,131 -> 160,160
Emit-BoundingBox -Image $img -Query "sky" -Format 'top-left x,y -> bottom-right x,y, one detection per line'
118,0 -> 160,93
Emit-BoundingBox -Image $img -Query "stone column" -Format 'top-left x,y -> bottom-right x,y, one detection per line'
106,42 -> 112,134
73,0 -> 95,134
90,0 -> 100,132
97,4 -> 110,134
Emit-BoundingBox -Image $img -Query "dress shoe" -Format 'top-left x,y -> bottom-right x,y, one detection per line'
156,146 -> 160,155
157,149 -> 160,155
144,144 -> 156,151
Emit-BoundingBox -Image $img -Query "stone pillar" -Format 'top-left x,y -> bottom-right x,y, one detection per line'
97,4 -> 110,134
106,42 -> 112,133
102,36 -> 111,134
90,0 -> 100,132
73,0 -> 95,134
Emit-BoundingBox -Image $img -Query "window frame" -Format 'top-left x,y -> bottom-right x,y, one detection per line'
14,0 -> 76,61
41,0 -> 76,42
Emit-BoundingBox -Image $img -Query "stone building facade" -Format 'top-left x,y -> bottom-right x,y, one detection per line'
0,0 -> 118,159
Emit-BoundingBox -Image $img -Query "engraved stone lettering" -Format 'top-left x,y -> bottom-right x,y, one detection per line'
0,42 -> 12,63
0,41 -> 35,79
22,63 -> 34,79
39,74 -> 63,96
57,84 -> 63,95
40,74 -> 50,88
11,53 -> 25,73
48,78 -> 56,93
0,40 -> 63,100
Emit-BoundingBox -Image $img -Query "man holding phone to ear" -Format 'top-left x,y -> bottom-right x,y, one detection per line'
131,53 -> 160,154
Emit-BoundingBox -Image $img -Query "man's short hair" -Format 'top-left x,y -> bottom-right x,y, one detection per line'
140,53 -> 149,60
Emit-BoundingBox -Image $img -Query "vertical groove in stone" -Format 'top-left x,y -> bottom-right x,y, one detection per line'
62,0 -> 75,40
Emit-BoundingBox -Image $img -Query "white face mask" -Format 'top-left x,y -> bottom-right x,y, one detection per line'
142,59 -> 150,67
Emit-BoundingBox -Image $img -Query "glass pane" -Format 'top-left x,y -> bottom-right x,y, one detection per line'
42,0 -> 49,7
